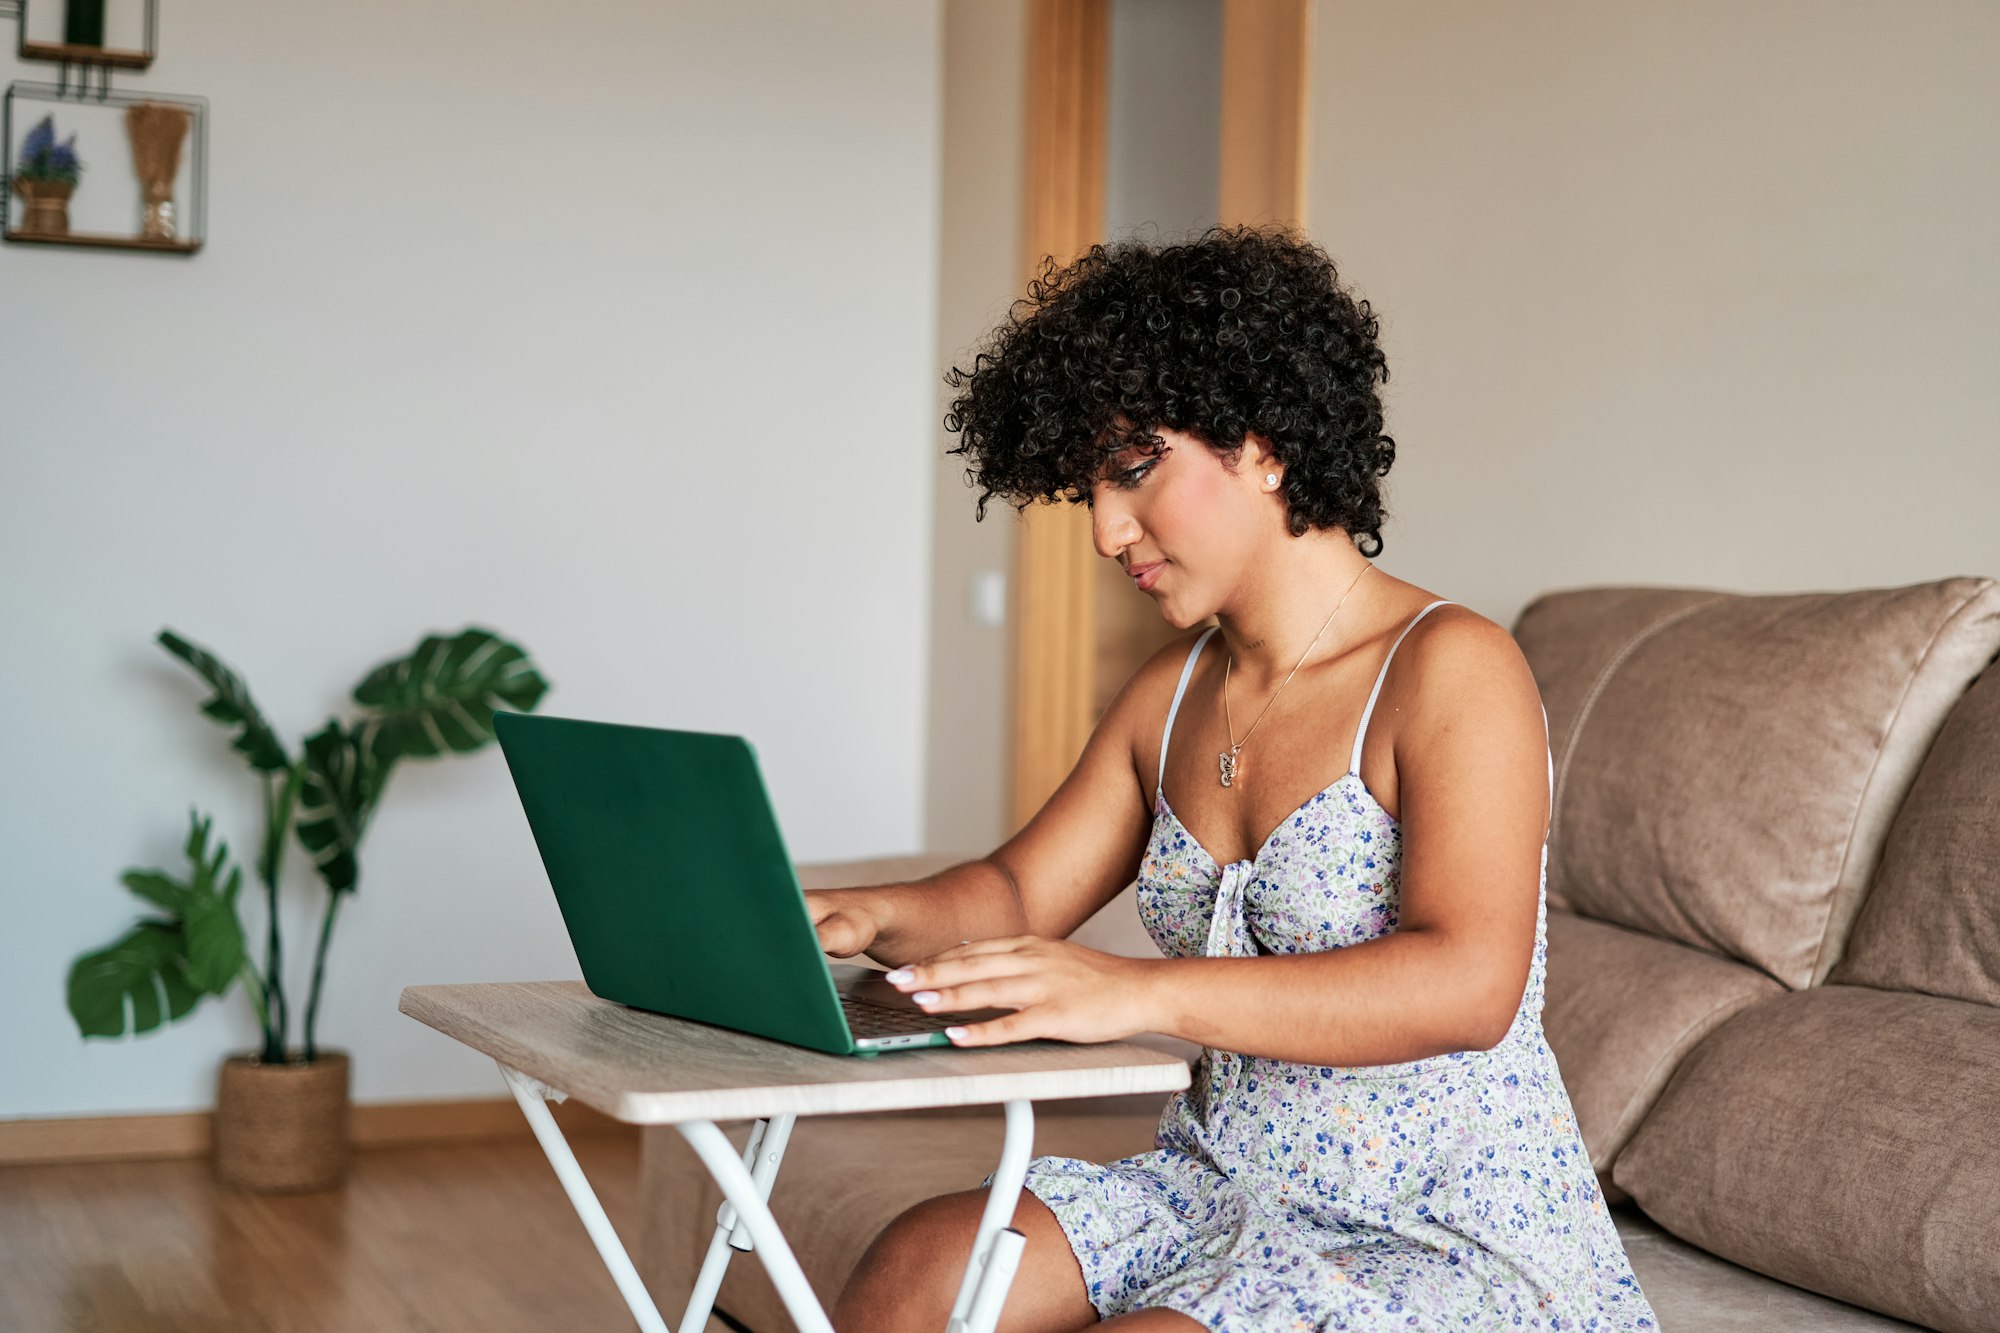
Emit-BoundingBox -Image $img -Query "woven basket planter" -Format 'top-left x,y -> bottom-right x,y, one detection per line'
213,1050 -> 351,1192
11,179 -> 74,236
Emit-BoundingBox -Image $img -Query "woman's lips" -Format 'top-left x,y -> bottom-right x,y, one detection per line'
1129,561 -> 1164,591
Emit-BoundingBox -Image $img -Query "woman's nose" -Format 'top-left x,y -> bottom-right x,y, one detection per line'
1091,496 -> 1139,560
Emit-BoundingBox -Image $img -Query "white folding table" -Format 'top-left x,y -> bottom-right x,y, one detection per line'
399,980 -> 1191,1333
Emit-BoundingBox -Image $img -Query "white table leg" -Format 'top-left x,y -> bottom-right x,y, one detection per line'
504,1060 -> 1037,1333
682,1118 -> 764,1331
677,1119 -> 836,1333
679,1114 -> 796,1333
948,1098 -> 1036,1333
500,1063 -> 669,1333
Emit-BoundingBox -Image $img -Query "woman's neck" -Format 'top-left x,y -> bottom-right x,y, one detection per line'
1212,537 -> 1379,687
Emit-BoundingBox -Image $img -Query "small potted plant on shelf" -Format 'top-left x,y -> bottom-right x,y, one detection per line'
12,114 -> 83,237
66,627 -> 550,1192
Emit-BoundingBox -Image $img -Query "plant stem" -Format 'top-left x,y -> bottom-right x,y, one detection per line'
238,960 -> 271,1036
258,772 -> 288,1061
302,892 -> 343,1063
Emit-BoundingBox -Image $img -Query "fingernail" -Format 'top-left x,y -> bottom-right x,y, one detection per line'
884,968 -> 913,985
945,1027 -> 968,1041
912,990 -> 940,1007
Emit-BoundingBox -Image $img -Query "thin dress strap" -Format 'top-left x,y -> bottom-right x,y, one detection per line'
1348,600 -> 1455,776
1158,626 -> 1220,801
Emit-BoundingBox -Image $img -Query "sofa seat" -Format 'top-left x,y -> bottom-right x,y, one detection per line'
1611,1204 -> 1921,1331
637,1100 -> 1919,1331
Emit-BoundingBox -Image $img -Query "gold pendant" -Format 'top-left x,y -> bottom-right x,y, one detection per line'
1218,749 -> 1238,787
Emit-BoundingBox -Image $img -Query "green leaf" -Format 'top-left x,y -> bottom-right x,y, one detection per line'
296,721 -> 374,894
67,922 -> 203,1038
157,631 -> 291,773
110,811 -> 248,997
181,889 -> 247,994
120,870 -> 187,915
351,627 -> 549,763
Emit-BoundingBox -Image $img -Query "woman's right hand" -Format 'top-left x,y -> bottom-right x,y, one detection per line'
804,887 -> 884,959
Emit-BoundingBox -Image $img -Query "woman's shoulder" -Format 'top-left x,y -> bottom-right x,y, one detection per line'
1374,591 -> 1547,748
1392,595 -> 1521,667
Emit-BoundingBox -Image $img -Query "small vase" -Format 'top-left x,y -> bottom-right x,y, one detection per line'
213,1050 -> 351,1192
12,179 -> 74,237
141,189 -> 176,241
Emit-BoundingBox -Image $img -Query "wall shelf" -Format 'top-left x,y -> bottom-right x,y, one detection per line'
2,81 -> 207,253
1,2 -> 206,257
18,39 -> 151,69
14,0 -> 158,70
2,226 -> 196,251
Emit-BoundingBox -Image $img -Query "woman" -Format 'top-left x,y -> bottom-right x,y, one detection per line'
807,228 -> 1657,1331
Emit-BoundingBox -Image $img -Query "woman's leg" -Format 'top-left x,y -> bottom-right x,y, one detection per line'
832,1186 -> 1098,1333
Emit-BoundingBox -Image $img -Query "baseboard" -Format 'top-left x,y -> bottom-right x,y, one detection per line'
0,1096 -> 633,1167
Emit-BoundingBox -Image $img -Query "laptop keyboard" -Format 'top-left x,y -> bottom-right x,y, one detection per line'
840,992 -> 977,1038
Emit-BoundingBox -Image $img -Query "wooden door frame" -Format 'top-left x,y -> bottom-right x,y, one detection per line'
1007,0 -> 1312,831
1221,0 -> 1313,227
1008,0 -> 1110,831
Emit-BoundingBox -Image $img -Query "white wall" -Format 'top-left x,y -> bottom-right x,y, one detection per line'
0,0 -> 942,1118
1106,0 -> 1221,243
1308,1 -> 2000,628
926,0 -> 1025,859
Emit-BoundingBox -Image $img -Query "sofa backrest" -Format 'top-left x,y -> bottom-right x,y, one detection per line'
1514,578 -> 2000,990
1828,659 -> 2000,1006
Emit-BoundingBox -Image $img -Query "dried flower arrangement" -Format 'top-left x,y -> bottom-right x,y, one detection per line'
16,113 -> 83,184
125,102 -> 190,239
12,114 -> 84,235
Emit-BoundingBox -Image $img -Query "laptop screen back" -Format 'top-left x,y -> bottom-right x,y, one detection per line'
493,711 -> 853,1054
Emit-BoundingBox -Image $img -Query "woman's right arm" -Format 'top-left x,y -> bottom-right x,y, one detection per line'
805,635 -> 1189,968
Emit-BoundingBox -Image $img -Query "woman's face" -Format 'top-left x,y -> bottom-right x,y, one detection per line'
1088,426 -> 1271,628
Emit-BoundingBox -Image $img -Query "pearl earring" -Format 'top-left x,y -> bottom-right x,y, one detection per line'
1265,474 -> 1278,488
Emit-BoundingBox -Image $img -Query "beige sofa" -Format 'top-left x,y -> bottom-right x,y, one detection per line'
639,576 -> 2000,1332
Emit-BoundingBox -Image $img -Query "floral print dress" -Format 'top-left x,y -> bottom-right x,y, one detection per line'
1017,602 -> 1658,1330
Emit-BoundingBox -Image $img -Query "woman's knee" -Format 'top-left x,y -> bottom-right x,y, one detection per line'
835,1189 -> 988,1332
834,1187 -> 1096,1333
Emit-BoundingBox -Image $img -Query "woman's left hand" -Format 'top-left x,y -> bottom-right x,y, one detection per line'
883,936 -> 1159,1046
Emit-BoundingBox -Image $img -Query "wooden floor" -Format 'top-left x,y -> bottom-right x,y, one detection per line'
0,1131 -> 728,1332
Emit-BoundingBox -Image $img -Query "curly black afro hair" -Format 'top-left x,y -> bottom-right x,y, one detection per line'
944,225 -> 1396,556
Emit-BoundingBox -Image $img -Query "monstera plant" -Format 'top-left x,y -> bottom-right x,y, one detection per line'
66,626 -> 549,1190
67,627 -> 549,1064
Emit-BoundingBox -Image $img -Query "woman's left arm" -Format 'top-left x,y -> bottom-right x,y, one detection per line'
891,614 -> 1550,1063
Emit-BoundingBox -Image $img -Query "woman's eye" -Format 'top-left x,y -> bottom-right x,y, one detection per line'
1112,463 -> 1153,489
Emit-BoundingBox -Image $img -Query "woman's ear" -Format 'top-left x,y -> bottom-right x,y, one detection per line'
1243,432 -> 1283,488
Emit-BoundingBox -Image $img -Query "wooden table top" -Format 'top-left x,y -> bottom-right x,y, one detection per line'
399,981 -> 1193,1125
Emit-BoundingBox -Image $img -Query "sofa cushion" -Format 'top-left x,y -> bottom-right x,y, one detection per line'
1612,985 -> 2000,1333
640,1106 -> 1168,1331
1513,578 -> 2000,989
1829,664 -> 2000,1006
1542,909 -> 1782,1198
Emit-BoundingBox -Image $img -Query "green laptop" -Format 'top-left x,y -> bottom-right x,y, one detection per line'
492,711 -> 986,1056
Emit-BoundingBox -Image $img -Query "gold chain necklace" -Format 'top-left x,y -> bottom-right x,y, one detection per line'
1219,562 -> 1373,788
